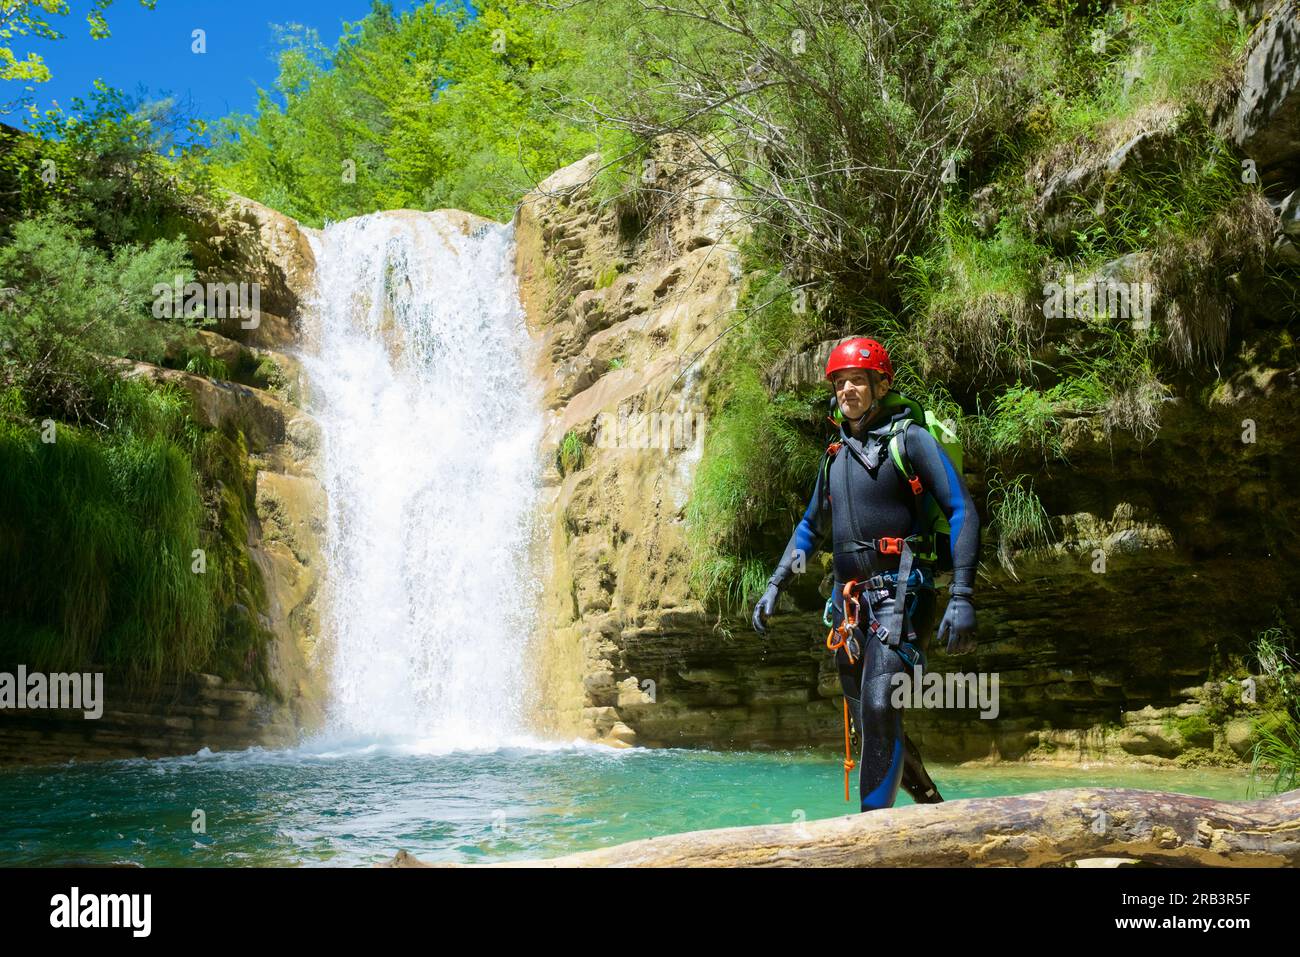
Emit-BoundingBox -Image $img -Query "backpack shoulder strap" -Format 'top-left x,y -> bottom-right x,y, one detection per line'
821,438 -> 841,486
887,420 -> 924,496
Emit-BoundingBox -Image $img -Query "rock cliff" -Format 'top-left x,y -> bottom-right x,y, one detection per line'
516,5 -> 1300,765
515,138 -> 750,746
169,193 -> 332,748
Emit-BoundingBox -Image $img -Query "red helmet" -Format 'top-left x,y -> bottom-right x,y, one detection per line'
825,337 -> 894,381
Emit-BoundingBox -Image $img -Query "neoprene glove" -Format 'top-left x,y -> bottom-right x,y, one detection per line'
752,583 -> 781,637
937,595 -> 977,655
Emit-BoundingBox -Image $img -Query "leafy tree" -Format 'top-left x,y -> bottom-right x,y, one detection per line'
0,207 -> 194,423
1,79 -> 211,245
209,0 -> 634,224
1,0 -> 157,84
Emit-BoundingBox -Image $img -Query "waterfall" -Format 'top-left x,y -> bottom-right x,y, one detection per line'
298,211 -> 544,749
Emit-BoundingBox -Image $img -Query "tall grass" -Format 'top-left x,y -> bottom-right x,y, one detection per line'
898,207 -> 1052,385
1039,0 -> 1247,145
1057,322 -> 1172,446
1087,121 -> 1275,372
0,381 -> 215,683
557,428 -> 587,477
684,254 -> 828,613
977,384 -> 1065,460
0,376 -> 273,690
1249,616 -> 1299,794
985,471 -> 1054,580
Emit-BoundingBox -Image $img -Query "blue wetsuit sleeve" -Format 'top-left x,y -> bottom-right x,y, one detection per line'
905,425 -> 980,595
769,454 -> 829,591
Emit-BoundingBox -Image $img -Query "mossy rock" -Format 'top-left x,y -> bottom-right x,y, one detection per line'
1225,717 -> 1257,758
1174,746 -> 1237,769
1173,714 -> 1215,748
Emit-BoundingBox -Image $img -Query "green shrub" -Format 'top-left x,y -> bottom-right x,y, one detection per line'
684,255 -> 827,613
184,352 -> 231,381
0,205 -> 273,688
978,384 -> 1064,460
1034,0 -> 1246,146
557,428 -> 586,476
986,471 -> 1053,579
1,80 -> 213,247
0,209 -> 197,424
1249,614 -> 1299,794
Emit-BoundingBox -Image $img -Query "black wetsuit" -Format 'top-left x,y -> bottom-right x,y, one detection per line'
768,403 -> 980,810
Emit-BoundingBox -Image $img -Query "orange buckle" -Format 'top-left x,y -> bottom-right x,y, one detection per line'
908,475 -> 924,495
878,537 -> 903,555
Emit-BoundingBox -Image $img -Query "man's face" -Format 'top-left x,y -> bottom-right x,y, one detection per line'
832,368 -> 888,420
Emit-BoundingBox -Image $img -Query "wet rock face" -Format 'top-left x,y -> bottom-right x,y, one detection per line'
515,137 -> 755,747
96,353 -> 328,754
118,260 -> 327,694
0,673 -> 298,766
1217,0 -> 1300,267
221,210 -> 328,739
174,197 -> 329,733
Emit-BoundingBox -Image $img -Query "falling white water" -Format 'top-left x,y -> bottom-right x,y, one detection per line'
298,211 -> 544,748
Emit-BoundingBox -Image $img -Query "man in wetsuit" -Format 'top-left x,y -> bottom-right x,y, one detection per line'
751,336 -> 980,811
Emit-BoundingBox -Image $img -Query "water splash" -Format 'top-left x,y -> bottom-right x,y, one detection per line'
299,211 -> 544,747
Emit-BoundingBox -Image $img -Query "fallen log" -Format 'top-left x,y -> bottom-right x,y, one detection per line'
382,787 -> 1300,867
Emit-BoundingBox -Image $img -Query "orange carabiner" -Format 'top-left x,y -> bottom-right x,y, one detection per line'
841,579 -> 860,627
825,626 -> 844,652
826,627 -> 856,665
826,580 -> 861,665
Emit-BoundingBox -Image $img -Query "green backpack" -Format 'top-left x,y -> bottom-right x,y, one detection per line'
823,391 -> 963,570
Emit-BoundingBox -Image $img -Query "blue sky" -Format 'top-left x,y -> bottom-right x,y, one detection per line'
4,0 -> 424,131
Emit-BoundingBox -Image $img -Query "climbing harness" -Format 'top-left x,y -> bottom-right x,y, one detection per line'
825,570 -> 932,659
817,389 -> 957,804
825,570 -> 933,802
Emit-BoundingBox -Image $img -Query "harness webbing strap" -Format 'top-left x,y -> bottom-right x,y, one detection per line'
884,538 -> 915,650
833,535 -> 935,557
